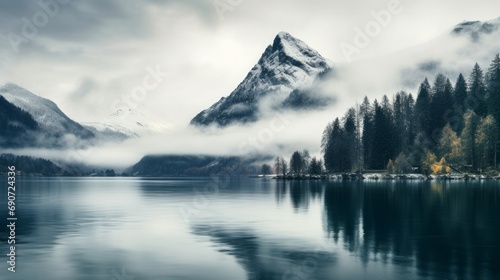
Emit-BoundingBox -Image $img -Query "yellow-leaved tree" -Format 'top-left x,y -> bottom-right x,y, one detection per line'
438,124 -> 464,168
423,152 -> 451,175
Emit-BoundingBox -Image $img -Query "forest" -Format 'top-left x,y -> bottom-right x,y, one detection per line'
275,54 -> 500,176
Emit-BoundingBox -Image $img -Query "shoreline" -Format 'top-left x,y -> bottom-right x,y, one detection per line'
270,173 -> 500,181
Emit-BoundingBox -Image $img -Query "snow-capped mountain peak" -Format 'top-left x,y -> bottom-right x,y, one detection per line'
451,17 -> 500,39
83,107 -> 170,138
190,32 -> 331,127
273,31 -> 329,71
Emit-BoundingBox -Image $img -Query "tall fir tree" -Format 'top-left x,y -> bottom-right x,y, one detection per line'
342,108 -> 357,171
321,122 -> 334,172
460,110 -> 481,170
371,96 -> 395,169
431,74 -> 454,134
415,78 -> 433,137
468,63 -> 488,117
361,97 -> 374,169
290,151 -> 304,174
453,73 -> 468,133
475,115 -> 498,170
486,54 -> 500,137
393,91 -> 414,156
322,118 -> 344,172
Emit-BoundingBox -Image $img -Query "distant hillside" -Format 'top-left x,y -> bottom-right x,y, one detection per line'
0,153 -> 113,176
0,95 -> 39,147
127,155 -> 269,177
0,154 -> 63,176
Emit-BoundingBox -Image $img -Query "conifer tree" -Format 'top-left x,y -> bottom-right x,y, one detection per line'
469,63 -> 488,117
461,110 -> 481,170
475,115 -> 498,170
453,73 -> 468,133
486,54 -> 500,136
415,78 -> 433,137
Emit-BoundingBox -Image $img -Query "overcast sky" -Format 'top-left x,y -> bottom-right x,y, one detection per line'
0,0 -> 499,127
1,0 -> 499,165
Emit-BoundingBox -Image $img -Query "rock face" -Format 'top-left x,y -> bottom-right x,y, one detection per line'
190,32 -> 331,127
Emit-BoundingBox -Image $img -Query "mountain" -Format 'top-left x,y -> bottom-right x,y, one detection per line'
451,17 -> 500,40
83,108 -> 170,139
0,83 -> 94,148
190,32 -> 332,127
0,83 -> 170,148
0,95 -> 39,147
127,154 -> 269,177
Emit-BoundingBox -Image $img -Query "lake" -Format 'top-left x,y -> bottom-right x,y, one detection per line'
1,177 -> 499,280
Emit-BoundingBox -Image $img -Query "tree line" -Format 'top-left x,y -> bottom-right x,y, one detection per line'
321,54 -> 500,175
268,150 -> 324,176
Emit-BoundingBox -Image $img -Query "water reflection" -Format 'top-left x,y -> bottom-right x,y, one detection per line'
2,177 -> 499,280
276,180 -> 325,211
192,224 -> 337,280
275,180 -> 500,279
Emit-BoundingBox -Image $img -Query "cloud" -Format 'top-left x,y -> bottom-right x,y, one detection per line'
69,77 -> 98,99
2,0 -> 500,167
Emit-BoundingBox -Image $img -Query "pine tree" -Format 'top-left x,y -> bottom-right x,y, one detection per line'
281,158 -> 288,177
406,94 -> 416,148
469,63 -> 488,117
371,97 -> 394,169
431,74 -> 454,134
394,153 -> 413,174
261,164 -> 272,175
453,73 -> 468,133
393,92 -> 414,156
342,108 -> 357,171
321,122 -> 334,171
301,150 -> 311,172
486,54 -> 500,137
308,157 -> 324,175
393,92 -> 404,155
274,156 -> 288,176
361,97 -> 374,170
475,115 -> 498,170
460,110 -> 481,170
322,118 -> 344,172
290,151 -> 304,175
274,156 -> 282,175
415,78 -> 433,137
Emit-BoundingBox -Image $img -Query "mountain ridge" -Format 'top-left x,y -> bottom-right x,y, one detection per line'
0,83 -> 95,148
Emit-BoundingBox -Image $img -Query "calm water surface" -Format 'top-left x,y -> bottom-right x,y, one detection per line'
1,177 -> 499,280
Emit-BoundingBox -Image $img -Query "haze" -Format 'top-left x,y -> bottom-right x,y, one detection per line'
1,0 -> 499,166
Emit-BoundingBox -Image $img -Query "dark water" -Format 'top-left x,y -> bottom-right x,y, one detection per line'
1,177 -> 499,280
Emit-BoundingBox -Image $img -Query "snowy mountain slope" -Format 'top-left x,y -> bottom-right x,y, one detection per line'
0,95 -> 39,147
0,83 -> 94,146
83,108 -> 170,138
452,17 -> 500,40
190,32 -> 331,127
